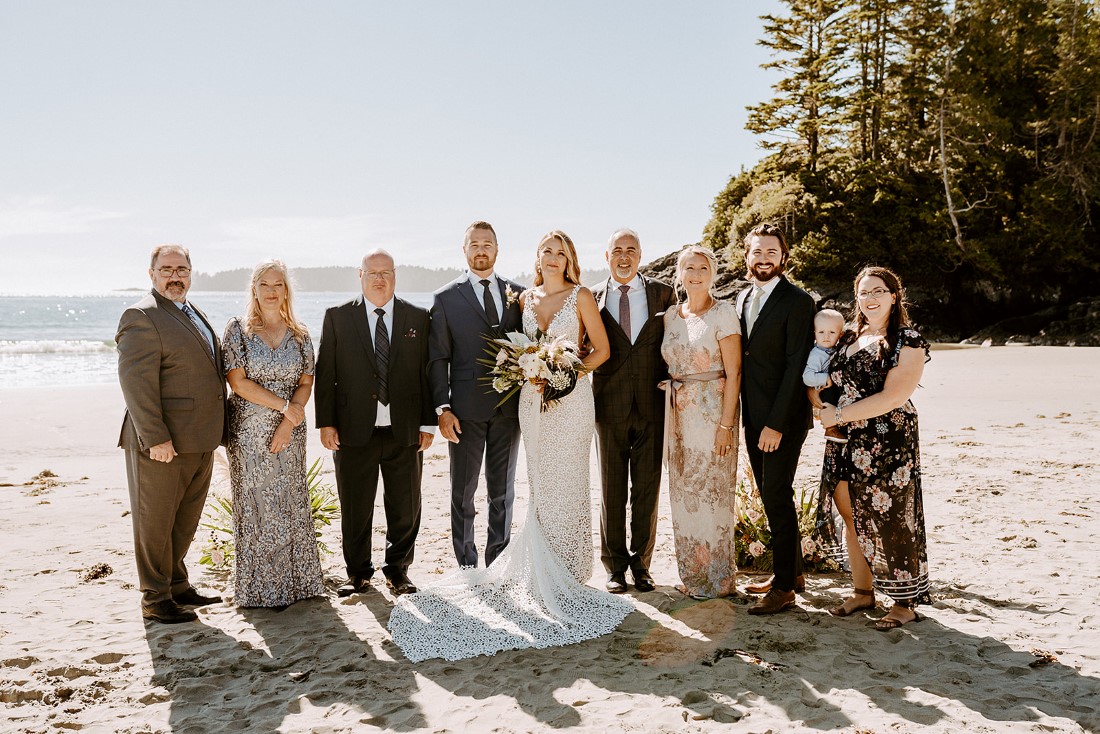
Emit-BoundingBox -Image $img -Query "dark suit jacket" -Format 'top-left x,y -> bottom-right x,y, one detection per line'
591,276 -> 677,424
737,276 -> 816,435
116,289 -> 228,453
314,296 -> 434,447
427,274 -> 525,422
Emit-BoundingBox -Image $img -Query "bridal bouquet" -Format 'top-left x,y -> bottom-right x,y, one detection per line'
480,330 -> 585,411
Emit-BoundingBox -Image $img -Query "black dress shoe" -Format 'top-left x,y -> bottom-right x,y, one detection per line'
384,569 -> 417,596
142,599 -> 198,624
337,576 -> 372,597
632,569 -> 656,593
606,572 -> 628,594
173,587 -> 223,607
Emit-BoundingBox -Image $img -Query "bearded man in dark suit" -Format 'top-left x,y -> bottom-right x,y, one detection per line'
314,249 -> 435,597
735,223 -> 816,615
117,244 -> 227,624
428,221 -> 525,568
591,229 -> 676,594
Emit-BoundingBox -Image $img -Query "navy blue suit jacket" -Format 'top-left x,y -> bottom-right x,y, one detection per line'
427,275 -> 525,422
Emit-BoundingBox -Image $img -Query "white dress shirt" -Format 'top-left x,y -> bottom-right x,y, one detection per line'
604,275 -> 648,344
467,271 -> 503,323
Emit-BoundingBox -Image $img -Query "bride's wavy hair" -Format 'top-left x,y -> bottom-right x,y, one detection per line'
673,245 -> 720,299
245,259 -> 309,341
532,230 -> 582,287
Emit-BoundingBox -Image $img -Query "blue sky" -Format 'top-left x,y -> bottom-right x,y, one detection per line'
0,1 -> 781,293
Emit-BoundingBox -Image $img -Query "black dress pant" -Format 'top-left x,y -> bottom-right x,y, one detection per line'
333,427 -> 422,578
596,404 -> 663,574
744,423 -> 809,592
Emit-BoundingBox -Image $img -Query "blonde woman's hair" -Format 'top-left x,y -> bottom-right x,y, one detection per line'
673,245 -> 720,297
245,259 -> 308,340
533,230 -> 582,287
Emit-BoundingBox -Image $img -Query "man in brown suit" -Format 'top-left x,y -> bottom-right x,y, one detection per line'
117,244 -> 227,624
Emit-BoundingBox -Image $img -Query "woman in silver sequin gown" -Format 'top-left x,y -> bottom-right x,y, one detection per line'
223,260 -> 324,608
388,231 -> 632,662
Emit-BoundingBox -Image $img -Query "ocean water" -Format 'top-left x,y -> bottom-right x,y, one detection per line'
0,291 -> 434,389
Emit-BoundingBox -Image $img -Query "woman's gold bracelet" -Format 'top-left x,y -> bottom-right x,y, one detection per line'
718,423 -> 735,432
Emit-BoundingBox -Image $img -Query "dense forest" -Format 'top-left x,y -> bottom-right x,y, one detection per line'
704,0 -> 1099,341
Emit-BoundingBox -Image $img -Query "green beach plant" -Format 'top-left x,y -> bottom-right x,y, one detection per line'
198,456 -> 340,571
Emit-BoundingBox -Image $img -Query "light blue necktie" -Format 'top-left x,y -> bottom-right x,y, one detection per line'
181,302 -> 215,358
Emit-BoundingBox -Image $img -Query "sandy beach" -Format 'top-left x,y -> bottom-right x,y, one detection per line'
1,346 -> 1098,733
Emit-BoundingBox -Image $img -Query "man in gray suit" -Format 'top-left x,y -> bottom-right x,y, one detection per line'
117,244 -> 227,624
428,221 -> 525,567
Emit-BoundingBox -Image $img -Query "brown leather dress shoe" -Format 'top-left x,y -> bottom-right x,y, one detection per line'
142,600 -> 198,624
606,572 -> 628,594
337,576 -> 372,597
747,589 -> 797,615
173,587 -> 223,607
744,574 -> 806,595
384,569 -> 418,596
632,569 -> 656,593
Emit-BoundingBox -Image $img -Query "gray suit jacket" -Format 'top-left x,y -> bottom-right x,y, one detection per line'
116,289 -> 228,453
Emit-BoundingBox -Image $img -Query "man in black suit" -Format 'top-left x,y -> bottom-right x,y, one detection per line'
315,249 -> 434,597
429,221 -> 525,567
592,229 -> 677,594
736,223 -> 816,615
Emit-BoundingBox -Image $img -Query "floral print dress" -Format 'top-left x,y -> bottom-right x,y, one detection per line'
661,301 -> 740,598
816,328 -> 932,605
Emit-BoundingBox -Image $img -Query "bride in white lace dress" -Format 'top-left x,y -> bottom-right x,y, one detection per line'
389,230 -> 633,662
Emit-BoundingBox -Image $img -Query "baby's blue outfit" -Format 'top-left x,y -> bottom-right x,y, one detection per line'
802,344 -> 835,387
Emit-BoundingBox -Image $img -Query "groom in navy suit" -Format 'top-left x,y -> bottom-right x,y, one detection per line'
428,221 -> 525,567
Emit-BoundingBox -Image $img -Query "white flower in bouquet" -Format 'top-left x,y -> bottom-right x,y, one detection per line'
748,540 -> 766,558
517,351 -> 543,380
495,348 -> 509,366
801,536 -> 817,558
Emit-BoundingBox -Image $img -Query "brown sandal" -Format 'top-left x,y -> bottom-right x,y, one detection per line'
828,588 -> 875,617
874,603 -> 923,630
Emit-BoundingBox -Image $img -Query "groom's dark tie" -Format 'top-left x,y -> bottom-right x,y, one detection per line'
374,307 -> 389,406
618,284 -> 631,343
480,279 -> 500,327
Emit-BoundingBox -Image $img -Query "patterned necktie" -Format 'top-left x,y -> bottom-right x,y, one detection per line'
746,286 -> 764,336
181,302 -> 214,358
618,284 -> 632,342
480,279 -> 500,327
374,307 -> 389,406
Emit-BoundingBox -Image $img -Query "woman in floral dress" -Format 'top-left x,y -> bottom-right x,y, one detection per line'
660,246 -> 742,599
816,265 -> 931,629
223,259 -> 324,608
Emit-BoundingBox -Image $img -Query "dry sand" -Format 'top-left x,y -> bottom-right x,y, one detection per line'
1,346 -> 1098,733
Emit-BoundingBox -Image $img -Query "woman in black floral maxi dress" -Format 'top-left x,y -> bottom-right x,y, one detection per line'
815,266 -> 931,630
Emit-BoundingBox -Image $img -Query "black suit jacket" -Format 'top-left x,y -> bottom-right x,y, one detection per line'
737,276 -> 816,435
314,295 -> 434,447
427,274 -> 525,422
591,276 -> 677,424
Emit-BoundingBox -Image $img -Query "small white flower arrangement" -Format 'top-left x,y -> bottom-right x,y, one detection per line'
503,284 -> 521,309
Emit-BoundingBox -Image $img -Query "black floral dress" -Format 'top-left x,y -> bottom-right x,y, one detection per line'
815,328 -> 932,606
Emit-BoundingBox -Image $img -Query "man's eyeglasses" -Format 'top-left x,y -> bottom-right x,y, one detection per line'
362,270 -> 395,280
156,267 -> 191,277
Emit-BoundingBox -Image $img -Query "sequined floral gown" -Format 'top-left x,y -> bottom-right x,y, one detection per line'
389,286 -> 632,662
660,301 -> 740,598
223,317 -> 325,607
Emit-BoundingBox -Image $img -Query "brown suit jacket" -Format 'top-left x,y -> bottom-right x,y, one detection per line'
116,289 -> 228,453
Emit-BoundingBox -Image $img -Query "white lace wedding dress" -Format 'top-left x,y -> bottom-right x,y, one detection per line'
388,286 -> 633,662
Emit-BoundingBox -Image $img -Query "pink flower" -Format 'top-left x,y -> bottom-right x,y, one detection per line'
801,537 -> 817,557
748,541 -> 766,558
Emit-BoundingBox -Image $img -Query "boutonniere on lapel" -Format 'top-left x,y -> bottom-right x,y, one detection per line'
504,285 -> 521,309
404,328 -> 418,338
